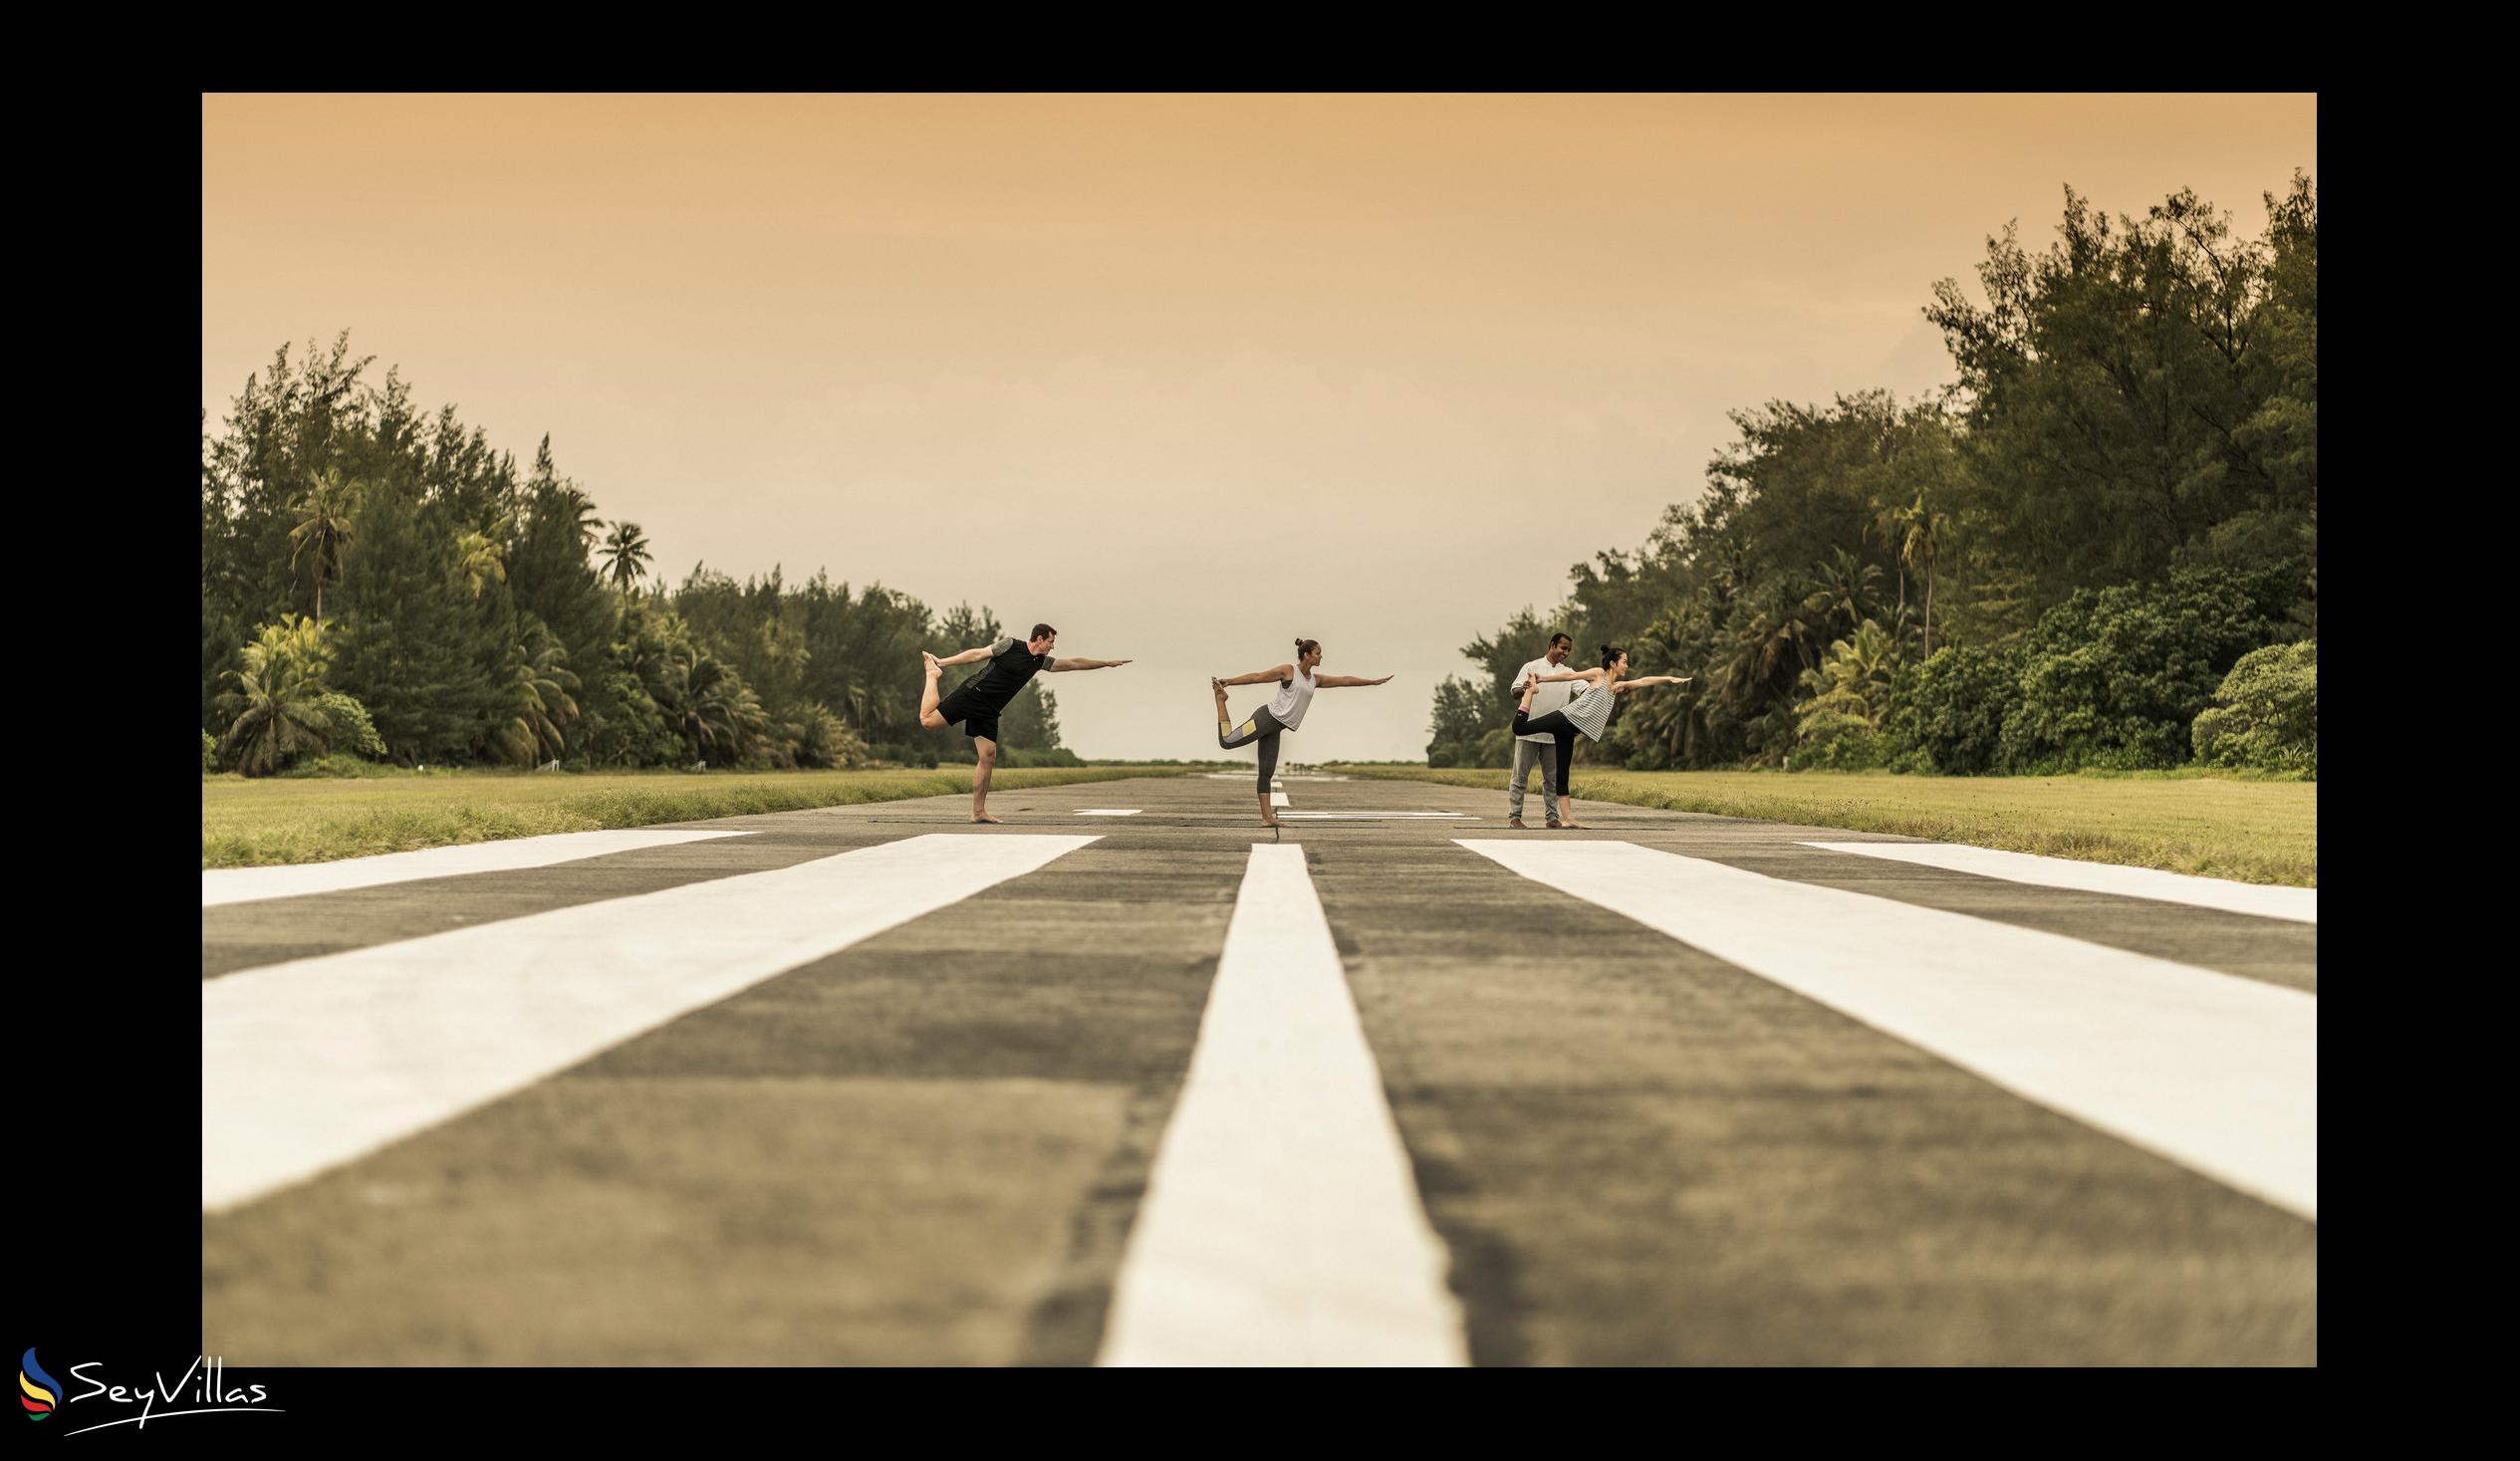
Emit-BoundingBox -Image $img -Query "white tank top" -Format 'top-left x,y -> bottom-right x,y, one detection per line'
1268,664 -> 1318,731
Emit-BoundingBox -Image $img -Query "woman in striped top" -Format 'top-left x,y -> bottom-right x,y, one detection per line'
1212,638 -> 1394,829
1513,646 -> 1689,830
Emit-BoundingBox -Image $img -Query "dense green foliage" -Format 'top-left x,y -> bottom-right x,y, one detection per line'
1427,174 -> 2317,779
203,335 -> 1068,775
2192,640 -> 2317,775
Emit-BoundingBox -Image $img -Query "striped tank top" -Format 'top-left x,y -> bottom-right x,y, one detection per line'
1562,679 -> 1616,740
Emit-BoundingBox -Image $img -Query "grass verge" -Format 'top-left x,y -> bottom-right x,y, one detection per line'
1326,766 -> 2318,887
202,767 -> 1170,868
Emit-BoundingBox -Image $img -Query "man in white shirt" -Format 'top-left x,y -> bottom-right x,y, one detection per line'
1507,632 -> 1578,829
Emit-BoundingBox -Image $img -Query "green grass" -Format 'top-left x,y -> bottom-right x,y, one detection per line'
1327,766 -> 2319,887
201,767 -> 1173,868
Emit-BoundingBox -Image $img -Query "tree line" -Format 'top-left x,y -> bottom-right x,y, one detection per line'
202,335 -> 1069,776
1427,173 -> 2318,778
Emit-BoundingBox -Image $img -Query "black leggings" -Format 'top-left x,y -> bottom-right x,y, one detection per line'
1513,709 -> 1577,792
1221,705 -> 1288,793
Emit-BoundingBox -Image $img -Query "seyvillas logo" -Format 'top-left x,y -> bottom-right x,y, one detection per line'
20,1348 -> 60,1421
19,1351 -> 280,1435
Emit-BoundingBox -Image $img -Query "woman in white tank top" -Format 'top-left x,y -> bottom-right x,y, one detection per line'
1211,637 -> 1395,830
1515,645 -> 1691,829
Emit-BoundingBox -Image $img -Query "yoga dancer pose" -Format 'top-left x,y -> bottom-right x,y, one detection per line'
920,624 -> 1129,823
1212,638 -> 1391,829
1514,646 -> 1689,829
1507,631 -> 1579,829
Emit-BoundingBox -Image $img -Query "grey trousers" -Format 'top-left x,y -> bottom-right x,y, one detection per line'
1508,738 -> 1563,823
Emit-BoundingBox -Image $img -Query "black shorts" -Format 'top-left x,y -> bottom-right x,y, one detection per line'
935,686 -> 1002,744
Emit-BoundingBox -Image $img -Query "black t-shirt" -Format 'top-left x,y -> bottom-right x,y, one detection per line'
955,637 -> 1053,711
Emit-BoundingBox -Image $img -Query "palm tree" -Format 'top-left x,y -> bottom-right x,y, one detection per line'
288,471 -> 357,624
601,521 -> 653,612
215,615 -> 333,775
656,646 -> 765,763
544,486 -> 603,550
485,617 -> 582,763
455,523 -> 510,600
1898,492 -> 1941,657
1617,612 -> 1702,767
1802,547 -> 1885,642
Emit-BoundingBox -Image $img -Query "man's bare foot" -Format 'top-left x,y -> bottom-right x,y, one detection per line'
971,813 -> 1003,825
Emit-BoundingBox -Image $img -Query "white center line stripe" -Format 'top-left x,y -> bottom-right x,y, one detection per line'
1457,840 -> 2317,1221
1075,809 -> 1143,816
1270,791 -> 1291,807
1098,845 -> 1468,1366
201,829 -> 754,908
201,833 -> 1098,1213
1800,841 -> 2318,923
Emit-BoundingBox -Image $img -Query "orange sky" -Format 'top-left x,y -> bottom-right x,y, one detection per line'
202,94 -> 2316,760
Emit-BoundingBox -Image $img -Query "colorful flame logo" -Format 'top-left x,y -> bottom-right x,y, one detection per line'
20,1347 -> 59,1421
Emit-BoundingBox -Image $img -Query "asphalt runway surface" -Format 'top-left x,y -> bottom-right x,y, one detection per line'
200,773 -> 2317,1365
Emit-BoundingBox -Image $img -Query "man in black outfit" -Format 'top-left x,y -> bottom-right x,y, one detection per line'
920,623 -> 1130,823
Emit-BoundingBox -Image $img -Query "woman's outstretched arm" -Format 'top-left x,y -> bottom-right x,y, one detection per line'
1534,667 -> 1607,685
1610,674 -> 1692,693
929,644 -> 995,667
1316,673 -> 1392,688
1216,663 -> 1295,687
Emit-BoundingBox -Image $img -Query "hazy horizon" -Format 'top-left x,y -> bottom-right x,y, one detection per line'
203,93 -> 2317,760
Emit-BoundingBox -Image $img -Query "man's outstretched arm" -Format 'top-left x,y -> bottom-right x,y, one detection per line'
1048,656 -> 1132,672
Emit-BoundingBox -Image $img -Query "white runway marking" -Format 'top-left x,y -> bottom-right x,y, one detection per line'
201,829 -> 753,908
1099,845 -> 1467,1366
1460,840 -> 2318,1220
1270,791 -> 1292,807
1075,809 -> 1142,817
1280,812 -> 1470,821
1801,841 -> 2318,924
201,834 -> 1098,1212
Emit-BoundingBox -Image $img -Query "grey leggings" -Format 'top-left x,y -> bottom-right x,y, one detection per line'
1220,704 -> 1288,793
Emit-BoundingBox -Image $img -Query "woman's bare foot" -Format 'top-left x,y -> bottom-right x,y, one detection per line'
1559,820 -> 1588,830
971,812 -> 1003,825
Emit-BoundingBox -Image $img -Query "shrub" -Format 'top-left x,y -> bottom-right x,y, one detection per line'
2193,640 -> 2317,775
578,670 -> 681,768
1795,723 -> 1893,771
1902,644 -> 2021,775
1998,567 -> 2283,772
791,703 -> 870,770
996,746 -> 1085,768
276,752 -> 400,779
315,691 -> 389,760
202,729 -> 218,772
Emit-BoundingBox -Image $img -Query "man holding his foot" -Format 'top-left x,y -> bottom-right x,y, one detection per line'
920,623 -> 1129,823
